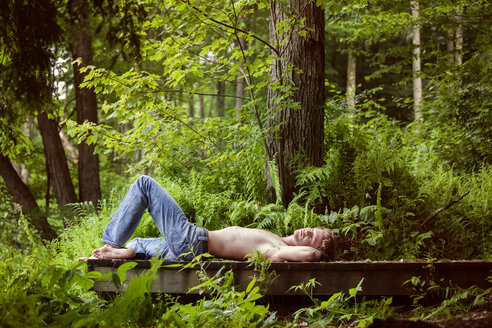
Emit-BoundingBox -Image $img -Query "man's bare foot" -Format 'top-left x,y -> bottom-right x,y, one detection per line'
78,255 -> 97,262
92,244 -> 136,259
78,244 -> 136,262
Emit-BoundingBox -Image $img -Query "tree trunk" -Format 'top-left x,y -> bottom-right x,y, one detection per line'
446,30 -> 454,65
235,37 -> 246,119
0,154 -> 58,241
199,94 -> 205,119
346,50 -> 356,110
446,12 -> 455,65
70,0 -> 101,206
59,129 -> 78,163
455,10 -> 463,65
188,94 -> 194,117
236,76 -> 245,118
216,80 -> 225,117
37,112 -> 77,207
267,0 -> 325,207
411,0 -> 423,122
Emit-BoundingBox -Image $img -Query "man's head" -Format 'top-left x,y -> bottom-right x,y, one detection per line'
292,227 -> 337,261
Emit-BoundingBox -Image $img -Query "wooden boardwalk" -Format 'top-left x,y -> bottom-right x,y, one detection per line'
87,259 -> 492,296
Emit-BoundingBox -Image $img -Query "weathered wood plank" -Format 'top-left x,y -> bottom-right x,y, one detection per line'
87,260 -> 492,296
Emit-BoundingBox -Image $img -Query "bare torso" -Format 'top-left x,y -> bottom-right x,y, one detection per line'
208,226 -> 290,260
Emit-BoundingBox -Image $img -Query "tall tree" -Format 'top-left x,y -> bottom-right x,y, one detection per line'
188,94 -> 195,117
0,0 -> 71,236
70,0 -> 102,205
267,0 -> 325,207
216,80 -> 226,117
346,48 -> 356,109
411,0 -> 423,122
199,94 -> 205,119
37,112 -> 78,207
0,154 -> 57,241
455,9 -> 463,65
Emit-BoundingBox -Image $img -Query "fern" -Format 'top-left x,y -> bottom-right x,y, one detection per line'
268,159 -> 282,205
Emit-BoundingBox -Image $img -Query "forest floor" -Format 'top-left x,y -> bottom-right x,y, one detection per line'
288,293 -> 492,328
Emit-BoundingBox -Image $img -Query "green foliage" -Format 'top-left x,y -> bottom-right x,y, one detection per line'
420,52 -> 492,171
291,278 -> 394,327
0,236 -> 104,327
52,190 -> 126,264
1,0 -> 491,325
405,275 -> 491,320
156,256 -> 275,328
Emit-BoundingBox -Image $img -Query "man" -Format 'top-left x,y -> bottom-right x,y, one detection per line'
79,176 -> 337,262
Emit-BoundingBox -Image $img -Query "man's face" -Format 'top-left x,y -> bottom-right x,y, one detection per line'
292,228 -> 325,248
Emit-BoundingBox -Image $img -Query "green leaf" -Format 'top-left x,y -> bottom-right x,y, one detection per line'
117,261 -> 138,283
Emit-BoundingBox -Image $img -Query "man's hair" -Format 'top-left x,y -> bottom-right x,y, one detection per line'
316,228 -> 337,261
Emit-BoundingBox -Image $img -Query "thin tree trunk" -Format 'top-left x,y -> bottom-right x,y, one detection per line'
217,80 -> 225,117
199,94 -> 205,119
70,0 -> 101,206
188,94 -> 194,117
235,36 -> 246,119
37,112 -> 77,207
267,0 -> 325,207
0,154 -> 58,241
12,118 -> 33,183
236,76 -> 245,118
59,129 -> 78,163
411,0 -> 423,122
346,50 -> 356,110
455,10 -> 463,65
446,12 -> 455,65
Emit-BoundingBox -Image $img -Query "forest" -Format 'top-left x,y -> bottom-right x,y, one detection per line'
0,0 -> 491,326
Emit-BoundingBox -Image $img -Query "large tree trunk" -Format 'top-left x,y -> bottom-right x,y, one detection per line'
0,154 -> 58,241
411,0 -> 423,122
70,0 -> 101,206
267,0 -> 325,207
37,112 -> 77,207
346,49 -> 356,110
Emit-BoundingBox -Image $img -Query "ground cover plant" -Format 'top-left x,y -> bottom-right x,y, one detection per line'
1,0 -> 491,326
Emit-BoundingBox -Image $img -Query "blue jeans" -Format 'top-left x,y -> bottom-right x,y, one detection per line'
101,175 -> 208,261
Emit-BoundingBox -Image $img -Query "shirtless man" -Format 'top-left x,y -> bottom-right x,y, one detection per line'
79,176 -> 336,262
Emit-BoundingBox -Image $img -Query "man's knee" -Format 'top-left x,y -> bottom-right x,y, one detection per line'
135,175 -> 157,188
136,175 -> 153,183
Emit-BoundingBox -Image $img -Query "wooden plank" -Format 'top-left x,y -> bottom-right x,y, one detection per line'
87,260 -> 492,296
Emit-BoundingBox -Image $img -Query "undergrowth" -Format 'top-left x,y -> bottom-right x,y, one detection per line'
1,99 -> 491,327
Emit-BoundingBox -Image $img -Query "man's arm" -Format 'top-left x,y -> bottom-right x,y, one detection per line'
268,246 -> 321,262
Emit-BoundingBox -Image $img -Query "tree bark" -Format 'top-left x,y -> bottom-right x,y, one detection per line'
411,0 -> 423,122
0,154 -> 58,241
455,10 -> 463,65
70,0 -> 101,206
59,129 -> 78,163
235,37 -> 246,119
446,30 -> 454,65
216,80 -> 225,117
346,50 -> 356,110
199,94 -> 205,119
236,75 -> 245,118
267,0 -> 325,207
446,12 -> 455,65
188,94 -> 194,117
37,112 -> 77,206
